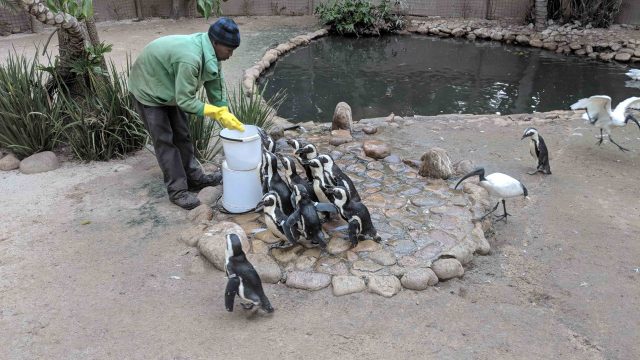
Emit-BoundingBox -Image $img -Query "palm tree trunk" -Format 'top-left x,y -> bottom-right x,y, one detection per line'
535,0 -> 548,30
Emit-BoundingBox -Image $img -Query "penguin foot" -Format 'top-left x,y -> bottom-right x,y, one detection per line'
372,235 -> 382,243
241,303 -> 255,310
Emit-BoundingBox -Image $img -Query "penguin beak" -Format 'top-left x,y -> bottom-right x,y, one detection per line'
520,134 -> 527,140
455,168 -> 483,189
254,201 -> 264,212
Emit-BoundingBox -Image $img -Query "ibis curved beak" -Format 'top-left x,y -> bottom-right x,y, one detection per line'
455,168 -> 484,189
625,115 -> 640,130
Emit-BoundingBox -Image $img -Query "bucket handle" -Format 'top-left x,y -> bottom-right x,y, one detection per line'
219,133 -> 260,143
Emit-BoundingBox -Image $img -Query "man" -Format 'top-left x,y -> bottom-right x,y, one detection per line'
129,17 -> 245,210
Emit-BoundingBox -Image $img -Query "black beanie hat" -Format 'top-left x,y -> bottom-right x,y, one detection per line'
208,17 -> 240,48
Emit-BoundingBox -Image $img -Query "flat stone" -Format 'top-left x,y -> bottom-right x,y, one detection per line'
271,245 -> 304,263
294,255 -> 318,271
345,251 -> 359,262
19,151 -> 58,174
251,239 -> 270,254
352,240 -> 382,253
529,39 -> 543,47
232,212 -> 261,225
366,170 -> 385,180
363,140 -> 391,159
368,275 -> 402,297
414,243 -> 443,262
246,253 -> 282,283
383,154 -> 402,163
388,265 -> 407,276
198,222 -> 249,271
332,276 -> 367,296
352,260 -> 383,272
363,126 -> 378,134
366,161 -> 384,170
286,271 -> 331,291
0,153 -> 20,171
401,268 -> 438,290
303,248 -> 321,258
330,130 -> 353,146
431,258 -> 464,280
369,249 -> 396,266
197,186 -> 222,206
187,204 -> 214,224
327,236 -> 351,255
315,257 -> 349,275
410,196 -> 443,208
394,240 -> 417,256
615,52 -> 632,62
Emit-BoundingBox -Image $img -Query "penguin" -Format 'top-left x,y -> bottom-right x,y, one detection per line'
302,157 -> 333,204
317,154 -> 361,202
258,127 -> 276,153
255,192 -> 296,243
224,233 -> 274,313
292,142 -> 319,180
521,127 -> 551,175
285,184 -> 336,248
261,151 -> 294,215
278,154 -> 317,202
325,186 -> 381,247
455,167 -> 528,222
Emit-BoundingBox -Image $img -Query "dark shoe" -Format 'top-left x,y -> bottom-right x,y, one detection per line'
170,191 -> 201,210
188,171 -> 223,191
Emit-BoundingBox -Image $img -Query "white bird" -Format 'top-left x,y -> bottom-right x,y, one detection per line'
625,69 -> 640,81
455,167 -> 528,222
570,95 -> 640,151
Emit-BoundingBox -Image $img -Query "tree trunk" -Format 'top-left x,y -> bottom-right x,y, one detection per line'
170,0 -> 182,19
535,0 -> 548,30
133,0 -> 143,20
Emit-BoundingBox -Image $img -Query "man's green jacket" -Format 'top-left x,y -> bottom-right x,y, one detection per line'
128,32 -> 227,116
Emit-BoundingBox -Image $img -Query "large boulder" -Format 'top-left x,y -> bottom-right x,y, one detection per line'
197,222 -> 249,271
332,102 -> 353,131
419,148 -> 453,179
285,271 -> 331,291
0,153 -> 20,171
332,276 -> 367,296
19,151 -> 59,174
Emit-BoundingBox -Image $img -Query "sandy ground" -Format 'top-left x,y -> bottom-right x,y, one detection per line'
1,17 -> 640,360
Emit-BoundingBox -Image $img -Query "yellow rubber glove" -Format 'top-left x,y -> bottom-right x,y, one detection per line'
203,104 -> 245,131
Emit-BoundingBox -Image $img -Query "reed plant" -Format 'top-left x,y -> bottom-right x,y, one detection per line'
227,83 -> 286,132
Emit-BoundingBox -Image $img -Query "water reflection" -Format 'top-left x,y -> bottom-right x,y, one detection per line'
258,35 -> 637,123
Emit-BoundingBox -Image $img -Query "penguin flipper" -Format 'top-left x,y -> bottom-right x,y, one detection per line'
348,219 -> 360,246
225,276 -> 241,312
283,210 -> 302,246
314,202 -> 338,213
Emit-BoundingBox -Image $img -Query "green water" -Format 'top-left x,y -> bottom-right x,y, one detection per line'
259,35 -> 639,122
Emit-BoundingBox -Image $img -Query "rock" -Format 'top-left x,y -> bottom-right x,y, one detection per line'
363,140 -> 391,159
247,254 -> 282,283
178,226 -> 205,247
294,255 -> 317,271
332,102 -> 353,131
286,271 -> 331,291
403,159 -> 422,169
363,126 -> 378,135
352,260 -> 383,272
330,129 -> 353,146
271,245 -> 304,263
369,249 -> 396,266
368,275 -> 402,297
529,39 -> 543,48
431,258 -> 464,280
452,159 -> 475,176
441,239 -> 476,265
197,186 -> 222,206
470,223 -> 490,255
401,268 -> 438,290
467,33 -> 476,40
543,42 -> 558,51
352,240 -> 382,253
599,52 -> 615,61
332,276 -> 367,296
315,257 -> 349,275
569,42 -> 582,50
452,28 -> 466,37
19,151 -> 58,174
187,204 -> 213,224
254,230 -> 281,244
327,236 -> 351,255
0,153 -> 20,171
198,222 -> 249,271
515,34 -> 529,44
419,148 -> 453,179
615,52 -> 632,62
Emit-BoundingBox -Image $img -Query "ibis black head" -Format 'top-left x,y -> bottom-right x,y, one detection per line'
225,233 -> 244,257
521,127 -> 538,140
625,114 -> 640,130
455,167 -> 486,189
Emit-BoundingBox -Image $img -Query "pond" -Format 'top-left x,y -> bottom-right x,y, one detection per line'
258,35 -> 639,123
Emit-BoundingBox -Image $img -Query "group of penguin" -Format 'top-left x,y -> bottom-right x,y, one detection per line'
223,95 -> 640,313
224,129 -> 381,313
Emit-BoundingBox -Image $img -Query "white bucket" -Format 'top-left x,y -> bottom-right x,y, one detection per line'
221,160 -> 263,213
219,124 -> 262,171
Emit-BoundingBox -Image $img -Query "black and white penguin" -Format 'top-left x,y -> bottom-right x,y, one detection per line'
325,186 -> 380,247
285,184 -> 335,248
303,157 -> 333,204
258,127 -> 276,153
261,151 -> 294,215
224,233 -> 274,313
521,127 -> 551,175
455,167 -> 528,222
256,192 -> 295,243
317,154 -> 361,202
293,142 -> 319,180
278,154 -> 317,201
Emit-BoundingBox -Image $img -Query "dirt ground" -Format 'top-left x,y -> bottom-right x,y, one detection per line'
1,17 -> 639,360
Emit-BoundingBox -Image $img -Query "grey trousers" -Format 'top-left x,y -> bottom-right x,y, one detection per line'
132,96 -> 204,198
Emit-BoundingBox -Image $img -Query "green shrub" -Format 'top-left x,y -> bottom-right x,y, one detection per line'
188,93 -> 222,163
59,61 -> 148,161
0,52 -> 62,158
315,0 -> 406,36
228,83 -> 286,132
547,0 -> 623,28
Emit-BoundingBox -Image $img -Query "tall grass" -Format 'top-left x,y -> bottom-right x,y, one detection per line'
227,83 -> 286,132
189,92 -> 222,163
0,52 -> 62,158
